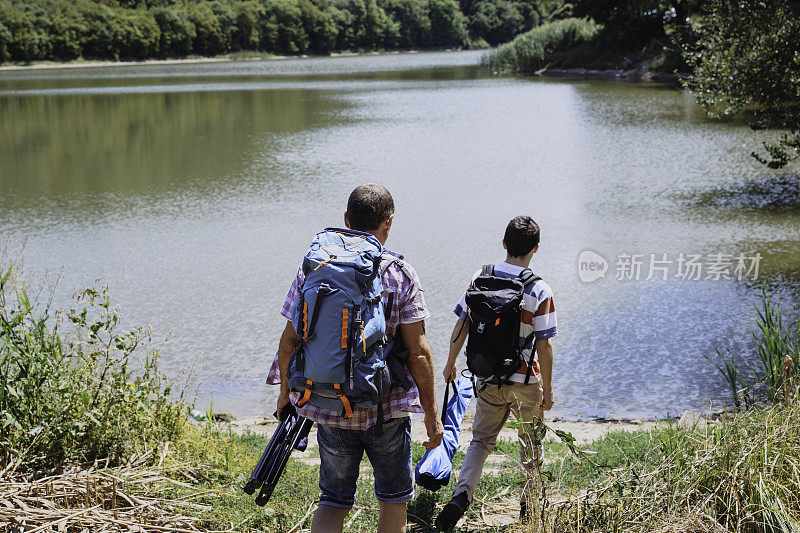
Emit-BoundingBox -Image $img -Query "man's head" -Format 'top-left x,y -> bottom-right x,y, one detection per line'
503,216 -> 540,259
344,184 -> 395,244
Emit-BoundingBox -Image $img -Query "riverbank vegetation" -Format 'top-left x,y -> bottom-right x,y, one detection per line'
0,0 -> 557,64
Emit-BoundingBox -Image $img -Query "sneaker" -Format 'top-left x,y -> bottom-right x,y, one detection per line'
435,491 -> 469,531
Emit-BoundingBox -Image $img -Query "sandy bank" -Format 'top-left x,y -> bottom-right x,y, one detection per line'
224,413 -> 671,452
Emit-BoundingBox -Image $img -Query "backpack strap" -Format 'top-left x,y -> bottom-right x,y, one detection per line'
518,269 -> 541,287
481,264 -> 495,276
518,270 -> 541,385
381,253 -> 416,283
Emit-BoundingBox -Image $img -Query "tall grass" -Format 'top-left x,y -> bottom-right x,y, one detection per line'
482,18 -> 601,73
707,286 -> 800,409
546,403 -> 800,532
753,288 -> 799,403
0,264 -> 190,473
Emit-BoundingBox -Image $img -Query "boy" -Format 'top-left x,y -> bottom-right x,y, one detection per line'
435,215 -> 556,530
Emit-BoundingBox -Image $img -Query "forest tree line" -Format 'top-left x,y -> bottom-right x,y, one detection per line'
0,0 -> 551,63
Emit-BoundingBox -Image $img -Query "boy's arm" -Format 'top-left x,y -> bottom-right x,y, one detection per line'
276,320 -> 299,419
443,318 -> 468,383
536,338 -> 554,410
401,320 -> 444,450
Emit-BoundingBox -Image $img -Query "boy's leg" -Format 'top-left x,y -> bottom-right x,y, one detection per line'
509,383 -> 544,507
313,424 -> 364,533
452,385 -> 512,503
364,417 -> 414,533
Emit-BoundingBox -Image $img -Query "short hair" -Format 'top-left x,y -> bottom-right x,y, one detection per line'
504,216 -> 540,257
346,184 -> 395,231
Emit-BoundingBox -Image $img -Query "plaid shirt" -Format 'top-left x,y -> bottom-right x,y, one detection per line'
266,250 -> 429,430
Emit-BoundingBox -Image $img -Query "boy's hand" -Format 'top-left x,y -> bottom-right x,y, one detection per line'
443,362 -> 457,383
540,384 -> 554,411
423,412 -> 444,450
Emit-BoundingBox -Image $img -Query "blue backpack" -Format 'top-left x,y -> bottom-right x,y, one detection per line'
288,228 -> 411,420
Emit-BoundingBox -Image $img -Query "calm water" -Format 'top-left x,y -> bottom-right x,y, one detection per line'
2,51 -> 799,420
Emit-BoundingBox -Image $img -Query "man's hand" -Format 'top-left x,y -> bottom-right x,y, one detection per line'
423,413 -> 444,450
540,384 -> 554,411
277,390 -> 291,420
442,361 -> 457,383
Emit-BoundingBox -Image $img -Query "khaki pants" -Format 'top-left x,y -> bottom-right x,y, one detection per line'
453,382 -> 543,504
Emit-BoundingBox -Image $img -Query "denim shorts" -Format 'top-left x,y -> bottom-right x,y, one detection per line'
316,416 -> 413,509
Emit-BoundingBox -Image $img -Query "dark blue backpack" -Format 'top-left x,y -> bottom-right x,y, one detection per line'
288,228 -> 410,420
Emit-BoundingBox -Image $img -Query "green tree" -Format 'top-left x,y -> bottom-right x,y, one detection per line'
186,2 -> 227,56
152,6 -> 196,57
0,1 -> 51,62
114,10 -> 160,59
383,0 -> 431,49
687,0 -> 800,168
231,1 -> 263,51
80,1 -> 119,58
428,0 -> 467,47
262,0 -> 308,53
468,0 -> 524,45
0,21 -> 11,62
299,0 -> 337,53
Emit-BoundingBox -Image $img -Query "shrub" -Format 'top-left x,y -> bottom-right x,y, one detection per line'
482,16 -> 600,73
0,266 -> 189,472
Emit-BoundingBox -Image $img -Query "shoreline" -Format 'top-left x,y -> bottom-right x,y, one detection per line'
224,412 -> 700,447
538,66 -> 688,84
0,48 -> 457,72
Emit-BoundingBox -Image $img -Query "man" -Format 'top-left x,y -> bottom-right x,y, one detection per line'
435,216 -> 557,530
267,184 -> 444,533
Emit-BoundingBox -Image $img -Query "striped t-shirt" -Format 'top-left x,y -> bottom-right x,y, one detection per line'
453,261 -> 557,384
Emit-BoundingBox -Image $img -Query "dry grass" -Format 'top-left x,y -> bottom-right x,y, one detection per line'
0,446 -> 235,533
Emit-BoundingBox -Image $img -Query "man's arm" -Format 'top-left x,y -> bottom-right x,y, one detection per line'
536,338 -> 554,410
443,318 -> 468,383
401,320 -> 444,450
276,320 -> 299,419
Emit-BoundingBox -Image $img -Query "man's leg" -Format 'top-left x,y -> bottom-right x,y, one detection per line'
377,502 -> 407,533
451,385 -> 511,503
310,506 -> 350,533
364,417 -> 414,533
313,424 -> 363,533
509,383 -> 544,514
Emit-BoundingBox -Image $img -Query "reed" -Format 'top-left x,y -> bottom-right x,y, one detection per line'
482,18 -> 601,73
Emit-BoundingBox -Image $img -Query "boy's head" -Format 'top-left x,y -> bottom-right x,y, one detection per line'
345,184 -> 395,242
503,216 -> 540,258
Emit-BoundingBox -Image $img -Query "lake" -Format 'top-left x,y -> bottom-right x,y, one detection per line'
2,50 -> 798,420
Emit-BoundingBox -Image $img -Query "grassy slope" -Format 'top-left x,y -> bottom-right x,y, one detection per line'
160,400 -> 799,532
